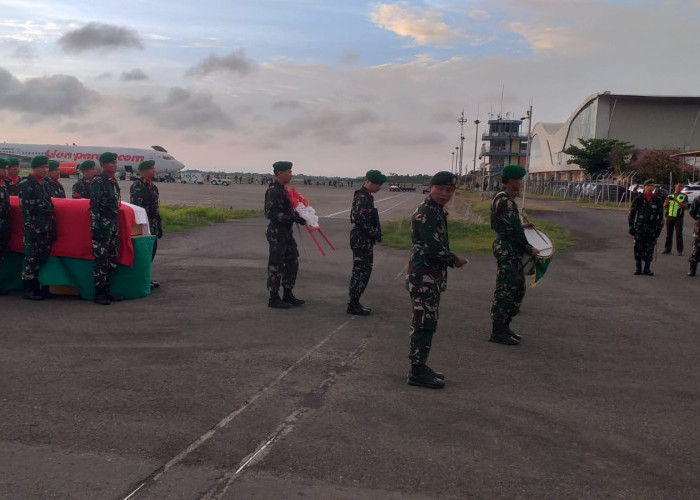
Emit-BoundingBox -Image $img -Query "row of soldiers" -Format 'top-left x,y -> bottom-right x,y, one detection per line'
0,153 -> 162,302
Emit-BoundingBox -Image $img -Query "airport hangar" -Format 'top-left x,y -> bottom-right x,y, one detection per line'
528,92 -> 700,182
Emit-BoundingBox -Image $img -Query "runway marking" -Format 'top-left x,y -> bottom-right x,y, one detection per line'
121,318 -> 356,500
323,192 -> 411,218
200,336 -> 373,499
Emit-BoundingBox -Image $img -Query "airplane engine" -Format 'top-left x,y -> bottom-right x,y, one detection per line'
59,162 -> 77,177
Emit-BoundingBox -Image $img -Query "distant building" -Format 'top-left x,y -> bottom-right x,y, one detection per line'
482,114 -> 528,176
529,92 -> 700,181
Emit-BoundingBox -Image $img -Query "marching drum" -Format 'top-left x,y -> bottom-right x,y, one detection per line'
522,228 -> 554,276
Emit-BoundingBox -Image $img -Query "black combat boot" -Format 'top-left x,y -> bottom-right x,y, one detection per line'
150,280 -> 161,289
268,291 -> 291,309
39,284 -> 52,299
688,262 -> 697,277
407,363 -> 445,389
423,364 -> 445,380
634,260 -> 642,275
23,279 -> 45,300
505,318 -> 522,341
282,287 -> 305,306
489,322 -> 519,345
643,261 -> 654,276
93,285 -> 111,305
105,285 -> 123,302
0,288 -> 8,296
346,298 -> 371,315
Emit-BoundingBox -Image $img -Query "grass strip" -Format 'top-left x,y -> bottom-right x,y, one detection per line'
160,205 -> 262,232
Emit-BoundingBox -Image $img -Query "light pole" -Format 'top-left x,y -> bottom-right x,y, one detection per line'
520,105 -> 533,207
458,111 -> 467,187
451,150 -> 455,173
472,118 -> 480,190
455,147 -> 459,175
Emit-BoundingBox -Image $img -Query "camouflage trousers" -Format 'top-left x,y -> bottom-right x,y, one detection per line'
267,232 -> 299,293
0,222 -> 9,267
408,283 -> 441,365
22,235 -> 52,281
92,229 -> 119,288
491,252 -> 525,329
349,243 -> 373,300
633,231 -> 658,262
690,221 -> 700,264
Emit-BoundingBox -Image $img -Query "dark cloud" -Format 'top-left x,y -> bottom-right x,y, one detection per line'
11,44 -> 36,60
185,49 -> 255,78
0,67 -> 96,115
58,23 -> 143,53
277,106 -> 379,144
97,72 -> 112,80
135,87 -> 233,130
272,100 -> 302,110
121,69 -> 149,81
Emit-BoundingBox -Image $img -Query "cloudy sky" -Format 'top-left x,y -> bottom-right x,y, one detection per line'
1,0 -> 698,176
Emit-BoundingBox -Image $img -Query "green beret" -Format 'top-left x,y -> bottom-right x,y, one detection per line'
30,155 -> 49,168
643,179 -> 654,186
0,158 -> 6,168
48,160 -> 60,171
273,161 -> 293,173
138,160 -> 155,171
429,171 -> 457,186
7,157 -> 19,166
366,169 -> 387,185
79,160 -> 96,171
99,152 -> 118,164
502,164 -> 527,180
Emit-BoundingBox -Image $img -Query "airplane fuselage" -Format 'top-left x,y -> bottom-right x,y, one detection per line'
0,143 -> 185,174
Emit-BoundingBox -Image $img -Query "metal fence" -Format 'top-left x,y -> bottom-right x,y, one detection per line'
526,172 -> 646,207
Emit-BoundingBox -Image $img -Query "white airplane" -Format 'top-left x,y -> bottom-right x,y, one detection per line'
0,142 -> 185,177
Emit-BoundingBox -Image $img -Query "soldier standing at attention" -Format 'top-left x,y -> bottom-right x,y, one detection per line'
130,160 -> 163,289
489,165 -> 539,346
0,159 -> 10,295
265,161 -> 307,309
18,155 -> 56,300
406,171 -> 467,389
44,161 -> 66,198
347,169 -> 386,315
91,152 -> 122,305
687,195 -> 700,277
661,181 -> 688,256
72,160 -> 99,199
5,158 -> 21,196
629,179 -> 664,276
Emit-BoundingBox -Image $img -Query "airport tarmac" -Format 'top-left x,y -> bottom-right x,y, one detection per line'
2,182 -> 699,499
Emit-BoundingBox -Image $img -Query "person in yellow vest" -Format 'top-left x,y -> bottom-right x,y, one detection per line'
662,181 -> 689,256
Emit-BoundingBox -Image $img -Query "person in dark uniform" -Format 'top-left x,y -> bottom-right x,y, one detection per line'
130,160 -> 163,289
5,157 -> 21,196
688,196 -> 700,277
347,169 -> 386,315
629,179 -> 664,276
406,171 -> 467,389
662,181 -> 688,256
72,160 -> 100,199
264,161 -> 306,309
18,156 -> 56,300
489,164 -> 539,346
44,161 -> 66,198
0,158 -> 10,295
90,152 -> 122,305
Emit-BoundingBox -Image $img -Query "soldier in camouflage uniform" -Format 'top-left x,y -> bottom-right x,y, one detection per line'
90,152 -> 122,305
130,160 -> 163,288
5,157 -> 21,196
628,179 -> 664,276
406,171 -> 467,389
490,165 -> 539,346
72,160 -> 99,199
18,156 -> 56,300
347,169 -> 386,315
687,196 -> 700,277
43,161 -> 66,198
265,161 -> 307,309
0,158 -> 10,295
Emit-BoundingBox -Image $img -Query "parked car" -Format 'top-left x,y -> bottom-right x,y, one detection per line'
680,184 -> 700,202
211,178 -> 230,186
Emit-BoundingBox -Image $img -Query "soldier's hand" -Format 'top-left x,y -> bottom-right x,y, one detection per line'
375,233 -> 383,243
523,222 -> 535,229
293,215 -> 307,225
455,256 -> 468,268
628,227 -> 635,236
531,248 -> 540,257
